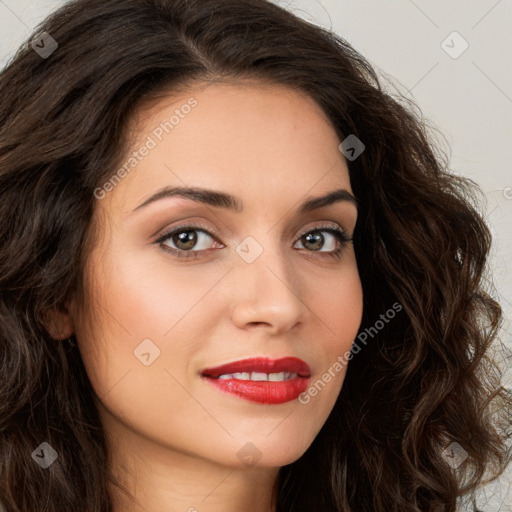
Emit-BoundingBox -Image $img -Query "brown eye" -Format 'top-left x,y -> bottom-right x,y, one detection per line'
159,227 -> 217,252
294,228 -> 349,253
299,232 -> 325,251
171,230 -> 199,250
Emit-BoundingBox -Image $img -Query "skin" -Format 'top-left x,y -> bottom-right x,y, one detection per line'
48,81 -> 363,512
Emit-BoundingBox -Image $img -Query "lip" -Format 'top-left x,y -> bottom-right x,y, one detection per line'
201,356 -> 311,378
201,357 -> 311,404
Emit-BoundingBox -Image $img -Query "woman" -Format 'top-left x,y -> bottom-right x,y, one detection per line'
0,0 -> 510,510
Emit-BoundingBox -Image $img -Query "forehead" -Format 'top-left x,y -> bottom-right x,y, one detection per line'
101,81 -> 352,217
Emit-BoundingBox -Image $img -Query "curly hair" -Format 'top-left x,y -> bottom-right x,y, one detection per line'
0,0 -> 510,510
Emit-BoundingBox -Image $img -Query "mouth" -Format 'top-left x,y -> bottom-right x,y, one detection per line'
201,357 -> 311,404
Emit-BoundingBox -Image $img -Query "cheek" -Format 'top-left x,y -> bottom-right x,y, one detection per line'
314,261 -> 364,349
97,246 -> 229,338
75,248 -> 230,391
294,261 -> 363,412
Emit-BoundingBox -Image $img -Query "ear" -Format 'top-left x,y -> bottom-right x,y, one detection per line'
40,303 -> 75,340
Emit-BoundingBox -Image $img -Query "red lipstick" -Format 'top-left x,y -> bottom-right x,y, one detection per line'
201,357 -> 311,404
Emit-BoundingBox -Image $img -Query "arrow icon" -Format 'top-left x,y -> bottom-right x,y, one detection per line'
31,442 -> 58,468
339,134 -> 365,161
237,441 -> 262,466
236,236 -> 263,263
31,32 -> 58,59
440,31 -> 468,59
134,339 -> 161,366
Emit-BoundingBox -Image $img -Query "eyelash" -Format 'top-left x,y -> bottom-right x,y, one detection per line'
153,222 -> 353,261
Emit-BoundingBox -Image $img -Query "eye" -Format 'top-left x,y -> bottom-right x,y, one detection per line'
155,222 -> 221,259
293,223 -> 352,259
154,222 -> 352,261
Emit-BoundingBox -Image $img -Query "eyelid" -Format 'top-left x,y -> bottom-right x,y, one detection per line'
296,221 -> 348,239
155,221 -> 221,243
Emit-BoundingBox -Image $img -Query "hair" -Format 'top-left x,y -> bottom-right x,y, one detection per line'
0,0 -> 510,510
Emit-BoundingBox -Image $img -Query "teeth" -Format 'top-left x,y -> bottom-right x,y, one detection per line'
216,372 -> 298,381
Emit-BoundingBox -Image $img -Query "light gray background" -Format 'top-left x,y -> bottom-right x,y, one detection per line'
0,0 -> 510,510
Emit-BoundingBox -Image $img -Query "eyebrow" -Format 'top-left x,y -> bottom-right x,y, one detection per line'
131,185 -> 358,215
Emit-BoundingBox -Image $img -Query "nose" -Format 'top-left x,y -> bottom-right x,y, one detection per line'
229,240 -> 309,334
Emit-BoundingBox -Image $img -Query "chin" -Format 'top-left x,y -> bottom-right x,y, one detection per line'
225,430 -> 316,469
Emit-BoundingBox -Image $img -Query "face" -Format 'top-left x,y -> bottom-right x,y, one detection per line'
70,81 -> 363,470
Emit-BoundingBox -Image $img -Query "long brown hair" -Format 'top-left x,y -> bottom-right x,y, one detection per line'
0,0 -> 510,510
